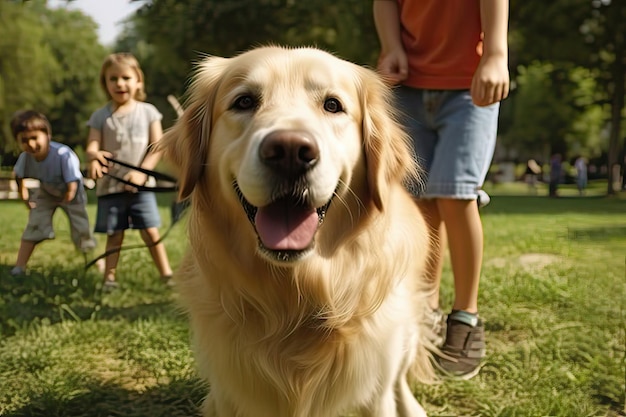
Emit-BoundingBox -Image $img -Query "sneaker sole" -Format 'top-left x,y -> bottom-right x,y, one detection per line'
435,360 -> 483,381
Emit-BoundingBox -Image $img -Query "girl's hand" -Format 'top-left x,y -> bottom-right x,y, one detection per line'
123,171 -> 148,193
88,150 -> 113,179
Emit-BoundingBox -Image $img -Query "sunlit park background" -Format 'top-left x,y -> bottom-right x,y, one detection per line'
0,0 -> 625,416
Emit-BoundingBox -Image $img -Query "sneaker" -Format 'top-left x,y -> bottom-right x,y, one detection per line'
161,275 -> 175,287
423,307 -> 446,348
102,279 -> 119,292
10,266 -> 25,276
477,189 -> 490,208
436,314 -> 486,379
80,238 -> 97,253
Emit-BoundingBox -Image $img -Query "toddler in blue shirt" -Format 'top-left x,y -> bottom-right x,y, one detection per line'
11,110 -> 97,275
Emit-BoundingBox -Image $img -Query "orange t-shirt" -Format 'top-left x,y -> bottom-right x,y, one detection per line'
398,0 -> 483,89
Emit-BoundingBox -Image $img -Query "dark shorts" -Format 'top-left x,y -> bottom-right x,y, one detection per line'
94,192 -> 161,234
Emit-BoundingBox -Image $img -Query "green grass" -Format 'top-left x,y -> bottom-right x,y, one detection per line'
1,185 -> 624,417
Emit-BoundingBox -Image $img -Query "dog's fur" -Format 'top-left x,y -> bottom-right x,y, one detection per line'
159,46 -> 435,417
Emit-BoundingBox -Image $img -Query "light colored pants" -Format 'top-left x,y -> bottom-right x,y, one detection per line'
22,187 -> 96,251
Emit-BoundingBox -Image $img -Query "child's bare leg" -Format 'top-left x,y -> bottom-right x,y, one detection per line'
437,198 -> 483,314
15,239 -> 37,269
140,227 -> 173,278
104,231 -> 124,282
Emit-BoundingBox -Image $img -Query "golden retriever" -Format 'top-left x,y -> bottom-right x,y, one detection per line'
159,46 -> 435,417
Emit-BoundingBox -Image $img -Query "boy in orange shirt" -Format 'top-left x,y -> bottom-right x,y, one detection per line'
374,0 -> 509,379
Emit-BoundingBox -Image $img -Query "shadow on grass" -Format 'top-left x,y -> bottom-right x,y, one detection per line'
566,225 -> 626,242
0,264 -> 99,336
0,265 -> 179,337
483,195 -> 626,215
94,300 -> 181,322
3,378 -> 207,417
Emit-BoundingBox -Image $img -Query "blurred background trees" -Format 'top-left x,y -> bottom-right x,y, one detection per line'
0,0 -> 106,162
1,0 -> 624,193
506,0 -> 625,192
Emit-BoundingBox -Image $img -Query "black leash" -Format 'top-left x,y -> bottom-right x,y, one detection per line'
84,157 -> 188,271
101,156 -> 178,192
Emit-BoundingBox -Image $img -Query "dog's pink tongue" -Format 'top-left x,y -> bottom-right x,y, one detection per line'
255,200 -> 318,250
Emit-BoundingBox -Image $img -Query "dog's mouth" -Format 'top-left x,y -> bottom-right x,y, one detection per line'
234,182 -> 331,262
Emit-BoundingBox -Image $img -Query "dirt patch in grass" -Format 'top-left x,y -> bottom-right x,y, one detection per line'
487,253 -> 564,272
90,354 -> 161,392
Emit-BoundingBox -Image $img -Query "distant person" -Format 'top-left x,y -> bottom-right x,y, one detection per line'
549,153 -> 562,197
574,156 -> 587,195
86,53 -> 172,289
10,110 -> 97,276
525,159 -> 541,194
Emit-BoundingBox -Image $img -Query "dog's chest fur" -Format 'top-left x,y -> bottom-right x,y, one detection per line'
185,262 -> 416,417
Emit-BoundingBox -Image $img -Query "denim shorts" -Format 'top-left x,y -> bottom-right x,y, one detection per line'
395,87 -> 499,200
94,192 -> 161,234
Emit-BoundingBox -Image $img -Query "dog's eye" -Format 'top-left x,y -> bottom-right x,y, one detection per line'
232,95 -> 257,111
323,97 -> 343,114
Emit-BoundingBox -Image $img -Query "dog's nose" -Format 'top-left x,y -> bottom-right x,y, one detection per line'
259,130 -> 319,177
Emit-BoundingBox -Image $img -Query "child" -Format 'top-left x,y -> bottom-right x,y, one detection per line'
374,0 -> 509,378
86,53 -> 172,289
574,155 -> 587,195
10,110 -> 97,276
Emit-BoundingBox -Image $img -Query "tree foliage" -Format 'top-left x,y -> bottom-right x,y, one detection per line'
0,1 -> 58,156
43,7 -> 108,151
508,0 -> 625,191
119,0 -> 380,126
123,0 -> 624,179
2,0 -> 624,194
502,63 -> 608,161
0,0 -> 106,162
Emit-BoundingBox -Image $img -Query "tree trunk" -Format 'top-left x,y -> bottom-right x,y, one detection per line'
606,48 -> 625,195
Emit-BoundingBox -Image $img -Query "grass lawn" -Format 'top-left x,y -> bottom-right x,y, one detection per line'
0,183 -> 624,417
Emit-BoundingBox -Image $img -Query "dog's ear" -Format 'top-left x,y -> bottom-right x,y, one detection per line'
360,68 -> 419,211
158,56 -> 229,200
